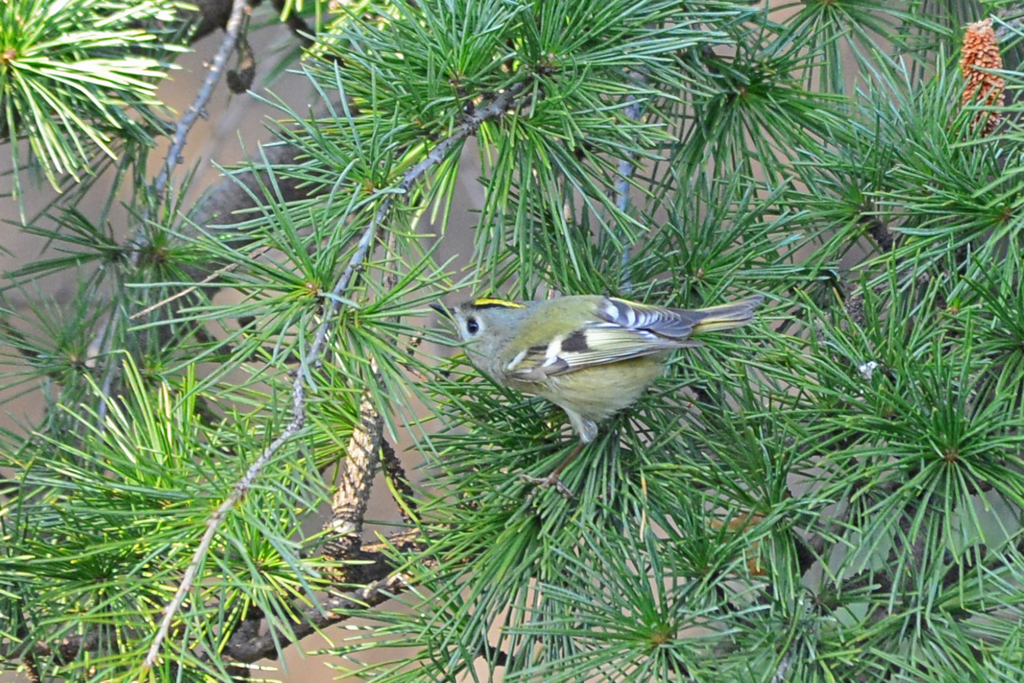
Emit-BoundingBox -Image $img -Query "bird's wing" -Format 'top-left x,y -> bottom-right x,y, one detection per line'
598,297 -> 700,339
505,299 -> 696,382
599,295 -> 764,337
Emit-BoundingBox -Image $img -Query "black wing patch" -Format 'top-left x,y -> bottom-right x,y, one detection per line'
561,330 -> 590,352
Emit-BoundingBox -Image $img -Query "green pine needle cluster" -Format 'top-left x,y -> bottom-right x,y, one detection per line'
0,0 -> 184,201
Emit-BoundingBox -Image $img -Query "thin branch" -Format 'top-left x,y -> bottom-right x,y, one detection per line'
95,280 -> 127,425
95,338 -> 118,425
19,532 -> 427,667
320,82 -> 530,561
398,79 -> 529,193
22,629 -> 120,666
615,94 -> 643,288
994,14 -> 1024,41
151,0 -> 251,199
142,80 -> 531,669
226,12 -> 255,94
142,362 -> 311,669
615,97 -> 641,211
144,197 -> 381,671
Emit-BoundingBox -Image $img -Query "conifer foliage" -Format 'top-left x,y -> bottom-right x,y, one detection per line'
3,0 -> 1024,681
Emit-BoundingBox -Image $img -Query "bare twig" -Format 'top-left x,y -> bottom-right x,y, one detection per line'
615,94 -> 643,288
16,532 -> 428,667
318,83 -> 529,562
142,359 -> 312,668
226,11 -> 255,94
399,80 -> 529,192
95,339 -> 118,424
151,0 -> 251,199
994,13 -> 1024,41
144,194 -> 384,670
142,80 -> 531,669
94,292 -> 126,425
614,97 -> 641,213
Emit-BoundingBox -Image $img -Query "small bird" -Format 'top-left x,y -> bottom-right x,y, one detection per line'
432,293 -> 764,492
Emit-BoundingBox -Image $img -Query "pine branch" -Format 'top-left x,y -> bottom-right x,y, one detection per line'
150,0 -> 252,200
16,531 -> 429,667
142,352 -> 312,669
321,75 -> 532,587
322,229 -> 400,565
93,0 -> 252,426
615,94 -> 642,288
13,3 -> 1024,680
223,530 -> 431,663
321,362 -> 386,562
142,79 -> 532,669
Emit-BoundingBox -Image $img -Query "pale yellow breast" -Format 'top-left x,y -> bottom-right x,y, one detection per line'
511,355 -> 669,422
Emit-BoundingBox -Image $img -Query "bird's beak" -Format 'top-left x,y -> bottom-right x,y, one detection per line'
430,302 -> 453,319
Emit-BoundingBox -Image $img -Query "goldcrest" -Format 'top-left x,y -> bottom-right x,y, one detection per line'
433,293 -> 764,445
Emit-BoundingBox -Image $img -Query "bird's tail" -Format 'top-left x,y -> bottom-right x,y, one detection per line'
687,295 -> 765,334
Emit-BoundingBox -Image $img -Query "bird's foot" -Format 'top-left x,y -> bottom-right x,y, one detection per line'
519,472 -> 574,499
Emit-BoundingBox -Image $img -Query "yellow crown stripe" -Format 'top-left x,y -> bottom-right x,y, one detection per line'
473,298 -> 526,309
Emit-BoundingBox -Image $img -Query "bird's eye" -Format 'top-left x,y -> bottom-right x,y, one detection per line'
466,317 -> 480,335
